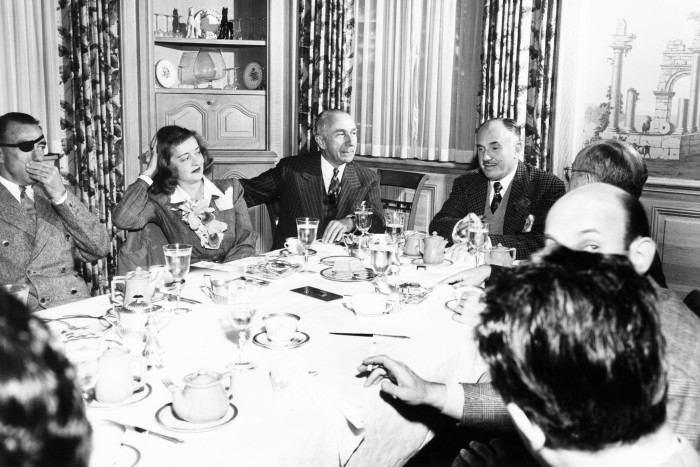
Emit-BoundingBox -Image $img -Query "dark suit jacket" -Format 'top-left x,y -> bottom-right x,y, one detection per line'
0,184 -> 110,310
429,162 -> 565,259
240,155 -> 386,249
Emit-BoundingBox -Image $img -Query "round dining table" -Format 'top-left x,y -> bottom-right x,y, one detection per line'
36,242 -> 488,467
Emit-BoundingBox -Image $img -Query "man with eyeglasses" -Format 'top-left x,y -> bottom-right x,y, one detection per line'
429,118 -> 566,260
0,112 -> 109,310
240,109 -> 385,249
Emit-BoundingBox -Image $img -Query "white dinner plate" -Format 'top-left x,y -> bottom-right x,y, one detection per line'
155,403 -> 238,433
281,248 -> 317,257
253,331 -> 310,349
319,255 -> 353,266
117,444 -> 141,467
155,59 -> 178,88
411,258 -> 454,267
243,61 -> 263,89
342,302 -> 392,316
320,267 -> 376,282
89,383 -> 152,409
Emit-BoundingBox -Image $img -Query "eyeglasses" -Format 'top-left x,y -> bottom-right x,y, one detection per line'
0,135 -> 46,153
563,166 -> 596,183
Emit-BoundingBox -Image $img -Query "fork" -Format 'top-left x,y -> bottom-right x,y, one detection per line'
161,377 -> 176,391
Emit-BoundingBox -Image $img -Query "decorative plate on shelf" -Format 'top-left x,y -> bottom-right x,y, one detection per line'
155,59 -> 178,88
243,62 -> 263,90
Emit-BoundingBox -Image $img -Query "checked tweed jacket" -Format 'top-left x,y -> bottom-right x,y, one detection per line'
240,155 -> 386,250
429,161 -> 565,259
0,184 -> 110,310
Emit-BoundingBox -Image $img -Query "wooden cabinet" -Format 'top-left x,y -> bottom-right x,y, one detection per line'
156,91 -> 266,149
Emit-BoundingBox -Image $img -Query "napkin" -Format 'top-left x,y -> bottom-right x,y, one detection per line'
269,353 -> 365,464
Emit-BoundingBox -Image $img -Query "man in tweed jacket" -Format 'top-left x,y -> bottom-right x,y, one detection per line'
0,113 -> 109,310
240,110 -> 385,250
429,118 -> 565,259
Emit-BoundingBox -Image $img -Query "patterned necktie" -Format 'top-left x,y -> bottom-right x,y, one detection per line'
490,181 -> 502,214
328,168 -> 341,211
19,186 -> 36,219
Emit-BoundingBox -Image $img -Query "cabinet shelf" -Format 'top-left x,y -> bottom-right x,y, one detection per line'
155,88 -> 266,95
155,38 -> 265,47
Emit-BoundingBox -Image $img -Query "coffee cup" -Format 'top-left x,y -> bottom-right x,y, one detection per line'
202,274 -> 235,305
90,420 -> 125,467
284,237 -> 304,254
0,283 -> 29,305
263,313 -> 300,342
348,292 -> 388,315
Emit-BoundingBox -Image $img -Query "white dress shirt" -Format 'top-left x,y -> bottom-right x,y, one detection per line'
488,164 -> 517,204
0,174 -> 67,205
320,156 -> 346,192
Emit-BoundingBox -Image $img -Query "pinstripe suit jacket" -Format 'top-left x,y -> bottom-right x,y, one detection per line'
240,155 -> 386,249
429,162 -> 565,259
0,184 -> 110,310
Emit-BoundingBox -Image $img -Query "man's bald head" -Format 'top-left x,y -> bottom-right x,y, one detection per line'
545,183 -> 654,274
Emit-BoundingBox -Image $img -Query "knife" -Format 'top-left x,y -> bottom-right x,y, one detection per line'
328,332 -> 410,340
117,422 -> 184,444
165,293 -> 202,305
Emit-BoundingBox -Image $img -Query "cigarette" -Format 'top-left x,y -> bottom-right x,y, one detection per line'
366,341 -> 377,376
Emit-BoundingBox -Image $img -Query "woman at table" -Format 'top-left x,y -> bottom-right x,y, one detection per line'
114,125 -> 257,263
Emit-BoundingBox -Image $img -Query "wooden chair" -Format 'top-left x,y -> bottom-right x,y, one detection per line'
377,169 -> 429,230
684,289 -> 700,319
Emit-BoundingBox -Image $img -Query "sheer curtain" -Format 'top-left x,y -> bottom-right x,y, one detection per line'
352,0 -> 481,162
0,0 -> 61,153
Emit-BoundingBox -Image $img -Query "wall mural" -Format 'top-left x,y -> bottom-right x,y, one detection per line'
580,1 -> 700,180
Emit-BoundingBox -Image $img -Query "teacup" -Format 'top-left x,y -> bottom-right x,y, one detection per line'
90,420 -> 125,467
0,283 -> 29,305
263,313 -> 300,342
202,275 -> 235,305
347,292 -> 388,315
456,288 -> 485,314
284,237 -> 304,254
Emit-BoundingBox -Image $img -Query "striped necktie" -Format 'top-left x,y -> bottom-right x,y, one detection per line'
490,182 -> 502,214
326,168 -> 340,218
19,186 -> 36,219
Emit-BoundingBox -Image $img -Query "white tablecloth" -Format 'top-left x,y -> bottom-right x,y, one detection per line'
37,243 -> 488,467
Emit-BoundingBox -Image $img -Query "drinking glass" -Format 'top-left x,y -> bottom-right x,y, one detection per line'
370,244 -> 394,278
355,204 -> 373,246
163,244 -> 192,313
63,336 -> 103,402
296,217 -> 319,274
193,49 -> 226,89
223,67 -> 239,90
173,15 -> 183,38
163,14 -> 173,37
385,211 -> 405,245
144,308 -> 171,369
153,13 -> 164,38
232,19 -> 242,40
227,302 -> 257,370
467,221 -> 490,267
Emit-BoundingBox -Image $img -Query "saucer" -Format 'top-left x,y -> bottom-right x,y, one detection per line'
253,331 -> 310,349
155,403 -> 238,433
319,255 -> 353,266
89,383 -> 152,409
444,299 -> 463,314
281,248 -> 317,256
320,267 -> 376,282
117,444 -> 141,467
342,302 -> 392,316
411,258 -> 454,267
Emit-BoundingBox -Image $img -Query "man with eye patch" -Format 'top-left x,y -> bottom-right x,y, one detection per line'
429,118 -> 565,260
0,112 -> 109,310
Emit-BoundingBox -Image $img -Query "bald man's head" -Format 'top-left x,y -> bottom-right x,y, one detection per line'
545,183 -> 654,274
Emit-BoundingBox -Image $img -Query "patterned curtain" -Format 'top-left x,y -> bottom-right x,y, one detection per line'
478,0 -> 560,169
57,0 -> 123,295
297,0 -> 355,154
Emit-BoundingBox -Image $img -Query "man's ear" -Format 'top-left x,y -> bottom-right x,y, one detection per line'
314,134 -> 326,150
628,236 -> 656,276
507,403 -> 546,452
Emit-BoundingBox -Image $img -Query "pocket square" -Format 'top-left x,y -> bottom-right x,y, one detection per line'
522,214 -> 534,233
215,187 -> 235,211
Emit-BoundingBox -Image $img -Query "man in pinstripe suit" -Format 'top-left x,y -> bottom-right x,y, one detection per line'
429,118 -> 565,260
240,110 -> 385,250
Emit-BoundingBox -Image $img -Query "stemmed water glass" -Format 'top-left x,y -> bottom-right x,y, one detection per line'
227,301 -> 257,370
153,13 -> 164,38
223,67 -> 239,90
163,14 -> 173,37
467,221 -> 490,267
163,244 -> 192,313
296,217 -> 319,274
354,204 -> 373,247
63,335 -> 103,402
370,243 -> 394,278
144,308 -> 171,369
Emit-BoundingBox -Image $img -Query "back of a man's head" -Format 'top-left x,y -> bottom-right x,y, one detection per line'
0,291 -> 91,467
573,139 -> 648,198
476,245 -> 667,451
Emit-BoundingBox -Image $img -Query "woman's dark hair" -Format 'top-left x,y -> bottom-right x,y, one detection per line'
150,125 -> 213,195
0,291 -> 91,467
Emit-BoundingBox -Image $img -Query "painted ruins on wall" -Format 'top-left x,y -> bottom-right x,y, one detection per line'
582,2 -> 700,180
